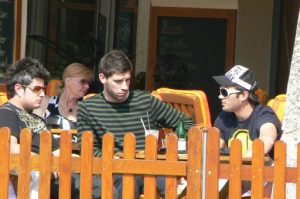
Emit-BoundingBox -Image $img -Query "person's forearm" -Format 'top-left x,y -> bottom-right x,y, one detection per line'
260,136 -> 275,154
10,145 -> 20,154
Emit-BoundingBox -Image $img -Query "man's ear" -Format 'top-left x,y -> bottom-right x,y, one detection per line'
240,91 -> 250,101
14,83 -> 24,96
99,73 -> 106,84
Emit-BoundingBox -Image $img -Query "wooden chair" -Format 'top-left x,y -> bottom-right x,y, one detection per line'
153,88 -> 212,127
255,88 -> 268,105
83,93 -> 97,100
0,83 -> 7,93
267,94 -> 286,122
46,79 -> 62,96
0,92 -> 8,104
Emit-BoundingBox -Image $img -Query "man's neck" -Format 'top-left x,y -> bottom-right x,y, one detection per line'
9,96 -> 26,111
234,103 -> 255,121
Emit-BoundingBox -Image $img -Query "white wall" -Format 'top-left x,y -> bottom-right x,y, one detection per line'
235,0 -> 273,92
135,0 -> 274,92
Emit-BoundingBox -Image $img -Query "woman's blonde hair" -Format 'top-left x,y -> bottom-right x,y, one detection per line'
63,63 -> 93,81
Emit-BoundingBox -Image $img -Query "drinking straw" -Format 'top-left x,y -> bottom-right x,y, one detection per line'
140,118 -> 147,132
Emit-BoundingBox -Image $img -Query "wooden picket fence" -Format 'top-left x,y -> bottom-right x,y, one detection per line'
0,126 -> 299,199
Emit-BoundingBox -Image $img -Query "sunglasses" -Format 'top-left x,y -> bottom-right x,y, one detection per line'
70,78 -> 92,85
23,85 -> 47,95
219,87 -> 242,98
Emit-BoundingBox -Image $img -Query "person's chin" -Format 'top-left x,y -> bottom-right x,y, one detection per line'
34,102 -> 42,108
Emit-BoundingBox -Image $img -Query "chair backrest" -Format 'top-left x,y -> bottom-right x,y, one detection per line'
153,88 -> 212,127
0,92 -> 8,105
0,83 -> 7,93
267,94 -> 286,122
83,93 -> 97,100
46,79 -> 62,96
255,88 -> 268,105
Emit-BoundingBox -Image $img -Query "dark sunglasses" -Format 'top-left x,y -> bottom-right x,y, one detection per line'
23,85 -> 47,95
219,87 -> 242,98
71,78 -> 92,85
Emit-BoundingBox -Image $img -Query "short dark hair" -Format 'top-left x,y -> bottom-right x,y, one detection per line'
5,57 -> 50,98
98,50 -> 132,78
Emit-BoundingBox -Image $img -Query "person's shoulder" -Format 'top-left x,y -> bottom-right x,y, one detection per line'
79,93 -> 102,107
131,90 -> 151,97
0,103 -> 15,112
130,90 -> 152,101
254,104 -> 276,114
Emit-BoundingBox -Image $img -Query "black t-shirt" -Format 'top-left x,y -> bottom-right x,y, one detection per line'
214,105 -> 282,157
0,102 -> 60,153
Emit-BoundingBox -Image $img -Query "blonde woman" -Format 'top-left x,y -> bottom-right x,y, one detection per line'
36,63 -> 93,130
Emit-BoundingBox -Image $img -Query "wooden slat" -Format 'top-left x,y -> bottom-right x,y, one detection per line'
273,141 -> 286,199
39,130 -> 52,199
122,133 -> 136,198
18,129 -> 32,199
50,128 -> 77,134
165,134 -> 178,199
205,127 -> 220,199
144,135 -> 158,199
0,128 -> 10,199
186,127 -> 202,198
228,139 -> 242,199
251,139 -> 265,198
59,131 -> 73,199
80,131 -> 94,199
102,133 -> 114,199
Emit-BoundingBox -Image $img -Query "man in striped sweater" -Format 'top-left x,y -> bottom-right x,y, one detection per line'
77,50 -> 193,198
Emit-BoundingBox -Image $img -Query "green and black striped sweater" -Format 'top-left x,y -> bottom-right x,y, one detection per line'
77,90 -> 194,157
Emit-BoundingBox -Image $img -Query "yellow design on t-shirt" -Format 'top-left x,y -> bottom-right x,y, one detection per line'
228,129 -> 252,155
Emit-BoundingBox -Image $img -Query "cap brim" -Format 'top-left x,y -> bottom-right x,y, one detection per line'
213,75 -> 235,87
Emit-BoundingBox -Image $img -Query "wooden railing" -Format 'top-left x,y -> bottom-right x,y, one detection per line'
0,127 -> 298,198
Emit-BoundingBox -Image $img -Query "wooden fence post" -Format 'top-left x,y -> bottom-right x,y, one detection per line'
39,130 -> 52,198
0,127 -> 10,199
144,135 -> 158,199
228,139 -> 242,199
165,134 -> 178,199
273,141 -> 286,199
18,128 -> 32,199
122,133 -> 136,198
59,131 -> 73,199
251,139 -> 264,198
102,133 -> 114,199
186,127 -> 202,198
80,131 -> 94,199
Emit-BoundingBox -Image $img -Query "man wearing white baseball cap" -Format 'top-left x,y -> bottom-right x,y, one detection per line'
213,65 -> 281,158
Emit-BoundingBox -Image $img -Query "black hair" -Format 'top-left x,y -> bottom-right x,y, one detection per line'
5,57 -> 50,98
